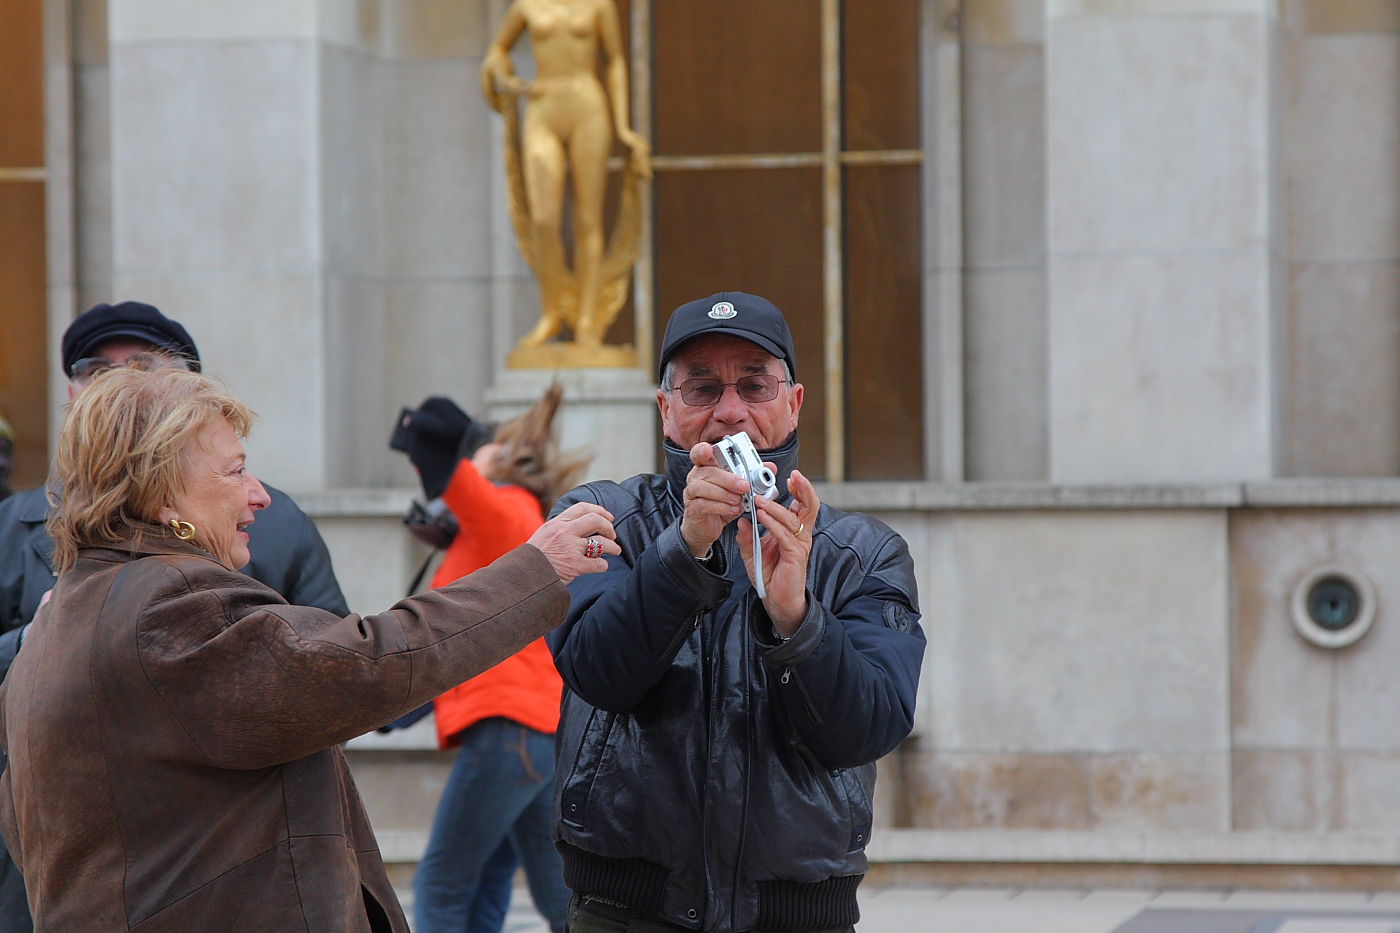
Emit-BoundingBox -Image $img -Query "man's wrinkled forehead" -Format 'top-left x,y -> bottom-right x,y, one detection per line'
673,334 -> 779,377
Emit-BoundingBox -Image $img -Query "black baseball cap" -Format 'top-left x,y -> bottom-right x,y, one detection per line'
658,292 -> 797,383
62,301 -> 202,376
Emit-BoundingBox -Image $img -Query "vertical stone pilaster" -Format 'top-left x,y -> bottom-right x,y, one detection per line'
1045,0 -> 1281,483
108,0 -> 333,489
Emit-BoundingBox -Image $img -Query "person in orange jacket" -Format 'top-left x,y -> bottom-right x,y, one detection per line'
403,385 -> 587,933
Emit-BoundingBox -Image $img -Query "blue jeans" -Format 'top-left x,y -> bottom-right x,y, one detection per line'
413,718 -> 570,933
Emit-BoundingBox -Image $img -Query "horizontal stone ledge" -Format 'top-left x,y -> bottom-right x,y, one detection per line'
289,478 -> 1400,519
373,828 -> 1400,867
866,830 -> 1400,866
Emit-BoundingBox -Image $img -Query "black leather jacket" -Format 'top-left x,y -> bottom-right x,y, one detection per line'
547,436 -> 925,933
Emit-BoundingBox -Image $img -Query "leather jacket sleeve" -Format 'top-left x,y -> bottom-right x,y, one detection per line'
756,525 -> 926,770
137,544 -> 568,770
548,519 -> 733,713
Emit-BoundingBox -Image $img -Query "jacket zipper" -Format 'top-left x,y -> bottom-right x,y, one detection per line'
783,666 -> 823,724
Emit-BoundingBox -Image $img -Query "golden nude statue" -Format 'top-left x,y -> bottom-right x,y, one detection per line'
483,0 -> 652,369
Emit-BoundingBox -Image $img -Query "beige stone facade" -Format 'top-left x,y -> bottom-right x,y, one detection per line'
23,0 -> 1400,884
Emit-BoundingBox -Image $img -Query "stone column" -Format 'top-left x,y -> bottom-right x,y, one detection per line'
1045,0 -> 1282,483
107,0 -> 383,492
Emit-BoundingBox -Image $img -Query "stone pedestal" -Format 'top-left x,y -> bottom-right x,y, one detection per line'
485,368 -> 658,485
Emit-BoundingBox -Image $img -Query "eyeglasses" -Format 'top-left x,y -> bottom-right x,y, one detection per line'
69,353 -> 193,383
668,374 -> 789,407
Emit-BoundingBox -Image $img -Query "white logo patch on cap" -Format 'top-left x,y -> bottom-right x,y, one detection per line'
709,301 -> 737,320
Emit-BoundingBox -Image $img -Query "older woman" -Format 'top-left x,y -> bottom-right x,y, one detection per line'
0,365 -> 617,932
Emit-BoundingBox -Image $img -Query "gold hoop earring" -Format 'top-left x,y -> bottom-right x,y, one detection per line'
169,519 -> 197,542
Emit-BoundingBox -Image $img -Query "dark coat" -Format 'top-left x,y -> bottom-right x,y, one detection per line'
0,531 -> 569,932
0,484 -> 350,676
546,437 -> 925,933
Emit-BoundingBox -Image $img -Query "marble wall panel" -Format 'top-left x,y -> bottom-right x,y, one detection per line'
325,273 -> 389,487
312,513 -> 425,615
74,62 -> 111,312
1088,753 -> 1229,832
113,271 -> 328,490
965,269 -> 1048,482
1050,251 -> 1273,483
1337,753 -> 1400,832
1285,262 -> 1400,477
74,0 -> 107,65
1229,509 -> 1336,749
961,31 -> 1048,484
1286,33 -> 1400,263
963,41 -> 1045,270
379,0 -> 490,59
1047,12 -> 1268,254
1231,508 -> 1400,751
110,40 -> 319,273
110,0 -> 320,43
923,510 -> 1230,753
383,277 -> 495,486
321,44 -> 384,277
343,750 -> 454,833
1232,749 -> 1337,831
383,58 -> 494,279
906,750 -> 1094,830
904,750 -> 1227,831
963,0 -> 1045,44
1327,516 -> 1400,750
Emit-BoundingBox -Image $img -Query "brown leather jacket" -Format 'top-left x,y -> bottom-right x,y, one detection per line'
0,532 -> 569,932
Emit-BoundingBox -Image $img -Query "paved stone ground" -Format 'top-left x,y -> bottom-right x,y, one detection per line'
396,885 -> 1400,932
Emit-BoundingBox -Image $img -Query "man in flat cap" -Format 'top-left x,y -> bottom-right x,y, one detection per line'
0,301 -> 350,931
546,292 -> 926,933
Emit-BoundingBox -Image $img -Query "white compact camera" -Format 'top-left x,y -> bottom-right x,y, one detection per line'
714,431 -> 778,509
714,431 -> 778,597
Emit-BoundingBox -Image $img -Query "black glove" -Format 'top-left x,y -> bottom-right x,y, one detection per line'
390,397 -> 472,500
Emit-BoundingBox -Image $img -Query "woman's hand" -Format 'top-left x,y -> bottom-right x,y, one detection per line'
527,502 -> 620,584
480,56 -> 537,111
619,129 -> 653,179
737,469 -> 820,638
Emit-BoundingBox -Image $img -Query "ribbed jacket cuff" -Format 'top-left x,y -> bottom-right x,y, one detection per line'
558,842 -> 669,917
755,875 -> 863,931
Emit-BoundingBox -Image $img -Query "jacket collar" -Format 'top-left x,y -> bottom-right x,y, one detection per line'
662,431 -> 801,506
77,525 -> 220,564
15,487 -> 50,524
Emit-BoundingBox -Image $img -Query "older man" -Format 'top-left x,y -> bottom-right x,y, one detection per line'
0,301 -> 350,932
547,292 -> 926,933
0,302 -> 349,652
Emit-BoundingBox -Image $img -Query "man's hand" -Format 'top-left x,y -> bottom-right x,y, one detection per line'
527,503 -> 620,584
680,442 -> 749,558
737,469 -> 820,637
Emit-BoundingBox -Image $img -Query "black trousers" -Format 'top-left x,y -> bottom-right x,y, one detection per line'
564,895 -> 856,933
0,845 -> 31,933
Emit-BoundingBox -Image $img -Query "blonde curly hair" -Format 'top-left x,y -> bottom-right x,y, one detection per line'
49,362 -> 255,573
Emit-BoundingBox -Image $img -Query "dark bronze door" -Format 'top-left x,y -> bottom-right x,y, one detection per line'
0,0 -> 49,491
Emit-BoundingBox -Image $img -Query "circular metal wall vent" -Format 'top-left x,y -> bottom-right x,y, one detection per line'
1290,563 -> 1377,649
